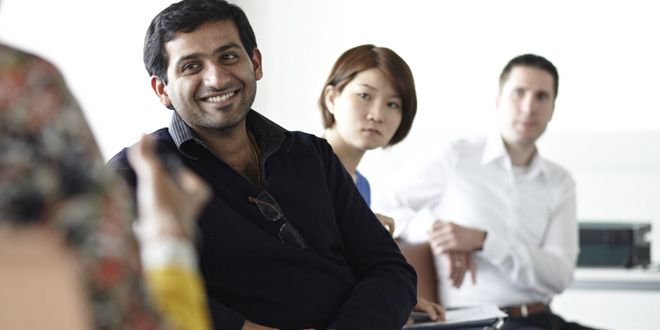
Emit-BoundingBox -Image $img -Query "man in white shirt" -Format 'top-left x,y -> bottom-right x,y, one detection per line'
374,54 -> 596,329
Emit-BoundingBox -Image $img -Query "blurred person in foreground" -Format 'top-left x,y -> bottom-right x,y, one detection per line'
0,42 -> 211,329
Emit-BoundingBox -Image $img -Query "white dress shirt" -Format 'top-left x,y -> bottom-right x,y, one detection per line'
372,133 -> 578,307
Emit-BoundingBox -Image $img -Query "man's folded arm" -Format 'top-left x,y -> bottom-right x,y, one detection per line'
322,141 -> 417,329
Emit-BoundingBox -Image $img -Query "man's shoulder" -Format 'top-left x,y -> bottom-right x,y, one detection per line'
108,128 -> 171,165
451,135 -> 488,151
541,156 -> 575,185
433,135 -> 487,162
290,130 -> 324,141
288,130 -> 332,151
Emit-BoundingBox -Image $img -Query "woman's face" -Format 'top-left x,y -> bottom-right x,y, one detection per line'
326,68 -> 403,151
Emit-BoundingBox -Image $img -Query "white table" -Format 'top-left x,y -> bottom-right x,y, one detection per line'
551,266 -> 660,330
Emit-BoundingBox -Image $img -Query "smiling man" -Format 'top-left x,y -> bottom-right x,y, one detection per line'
375,54 -> 597,329
108,0 -> 416,329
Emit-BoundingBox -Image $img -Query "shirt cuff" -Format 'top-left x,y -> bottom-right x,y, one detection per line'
140,237 -> 198,271
479,229 -> 508,263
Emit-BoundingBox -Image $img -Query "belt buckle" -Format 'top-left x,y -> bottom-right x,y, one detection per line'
520,304 -> 529,318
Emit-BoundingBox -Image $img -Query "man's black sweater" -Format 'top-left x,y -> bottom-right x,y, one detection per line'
108,110 -> 416,329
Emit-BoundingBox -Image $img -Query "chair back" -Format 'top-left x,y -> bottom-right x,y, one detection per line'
396,239 -> 439,303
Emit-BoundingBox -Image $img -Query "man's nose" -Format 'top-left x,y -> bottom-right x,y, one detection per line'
520,94 -> 535,114
204,64 -> 231,88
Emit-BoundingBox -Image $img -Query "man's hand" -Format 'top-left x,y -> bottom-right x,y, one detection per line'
129,134 -> 211,242
428,221 -> 486,253
375,213 -> 395,235
444,252 -> 476,288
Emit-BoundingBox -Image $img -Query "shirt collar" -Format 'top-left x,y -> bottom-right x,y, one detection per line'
480,132 -> 503,164
481,131 -> 548,178
168,109 -> 291,159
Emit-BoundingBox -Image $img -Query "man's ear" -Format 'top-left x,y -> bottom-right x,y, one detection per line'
151,75 -> 172,108
251,48 -> 263,80
323,85 -> 336,114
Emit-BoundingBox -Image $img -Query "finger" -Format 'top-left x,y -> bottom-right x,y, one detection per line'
429,241 -> 443,255
453,253 -> 466,287
423,303 -> 438,321
430,220 -> 448,233
455,264 -> 466,288
429,229 -> 453,245
128,134 -> 161,178
452,268 -> 461,287
179,168 -> 211,201
423,301 -> 445,322
435,222 -> 453,234
385,219 -> 395,235
435,304 -> 446,321
467,255 -> 477,284
377,216 -> 394,235
444,254 -> 456,284
177,169 -> 211,234
446,254 -> 456,281
429,235 -> 452,254
127,135 -> 148,174
449,255 -> 463,287
432,236 -> 457,252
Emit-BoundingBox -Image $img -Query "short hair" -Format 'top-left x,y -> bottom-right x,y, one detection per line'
319,45 -> 417,146
499,53 -> 559,99
143,0 -> 257,84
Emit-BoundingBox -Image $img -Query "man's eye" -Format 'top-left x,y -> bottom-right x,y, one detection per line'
221,53 -> 238,62
182,63 -> 200,73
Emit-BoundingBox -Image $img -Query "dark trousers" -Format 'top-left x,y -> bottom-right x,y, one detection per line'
501,310 -> 602,330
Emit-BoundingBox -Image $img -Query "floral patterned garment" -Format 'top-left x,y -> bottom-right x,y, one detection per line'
0,43 -> 163,329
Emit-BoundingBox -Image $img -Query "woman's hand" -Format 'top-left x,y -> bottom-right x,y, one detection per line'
375,213 -> 395,235
129,134 -> 211,243
417,296 -> 445,321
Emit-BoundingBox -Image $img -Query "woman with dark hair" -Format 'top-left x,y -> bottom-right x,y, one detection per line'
319,44 -> 445,322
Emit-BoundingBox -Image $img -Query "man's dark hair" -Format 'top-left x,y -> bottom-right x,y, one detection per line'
499,54 -> 559,99
143,0 -> 257,84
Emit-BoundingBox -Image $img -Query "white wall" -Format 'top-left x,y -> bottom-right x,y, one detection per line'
0,0 -> 175,157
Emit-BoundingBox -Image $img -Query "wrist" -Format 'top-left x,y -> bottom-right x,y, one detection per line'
476,230 -> 487,251
140,237 -> 197,271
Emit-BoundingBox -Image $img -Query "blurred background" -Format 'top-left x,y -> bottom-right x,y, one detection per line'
2,1 -> 660,328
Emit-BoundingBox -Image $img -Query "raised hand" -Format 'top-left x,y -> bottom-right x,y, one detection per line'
129,134 -> 211,242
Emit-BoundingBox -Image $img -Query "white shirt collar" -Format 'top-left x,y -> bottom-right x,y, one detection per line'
481,131 -> 548,179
